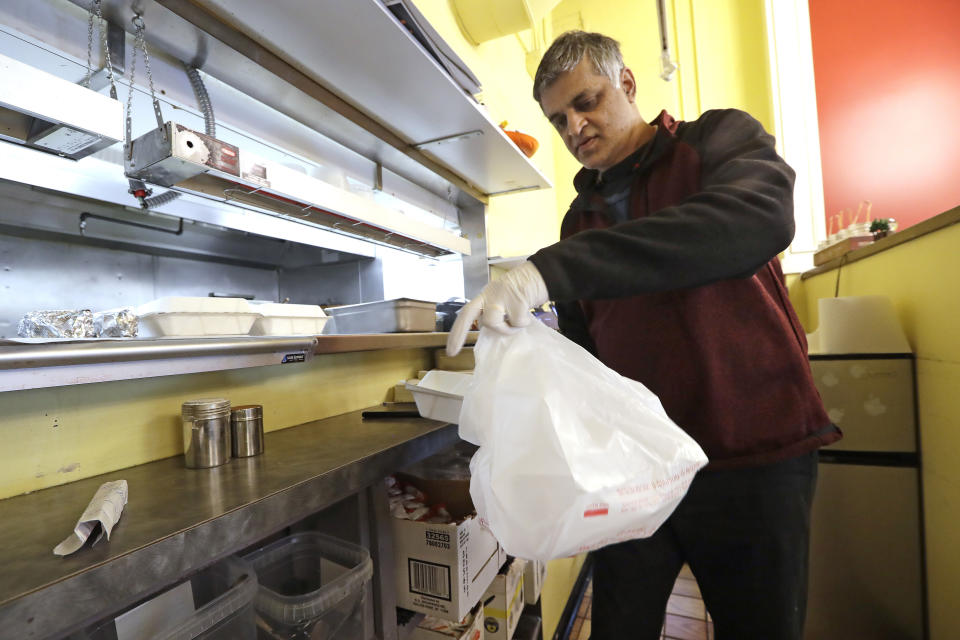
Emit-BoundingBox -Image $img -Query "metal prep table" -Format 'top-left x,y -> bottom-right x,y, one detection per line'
0,408 -> 460,639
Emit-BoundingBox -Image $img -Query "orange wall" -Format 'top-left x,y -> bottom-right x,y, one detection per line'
808,0 -> 960,231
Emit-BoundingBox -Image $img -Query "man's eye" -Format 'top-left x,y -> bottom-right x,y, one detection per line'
552,117 -> 566,131
577,97 -> 597,111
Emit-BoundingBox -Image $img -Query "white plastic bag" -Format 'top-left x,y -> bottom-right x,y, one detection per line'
459,321 -> 708,561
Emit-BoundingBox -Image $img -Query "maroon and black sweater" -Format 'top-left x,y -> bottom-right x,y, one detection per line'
528,108 -> 839,469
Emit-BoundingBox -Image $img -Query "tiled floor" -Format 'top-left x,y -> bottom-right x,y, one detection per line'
571,564 -> 714,640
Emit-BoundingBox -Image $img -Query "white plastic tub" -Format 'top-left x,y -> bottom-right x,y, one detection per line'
249,302 -> 328,336
406,370 -> 473,423
136,297 -> 261,337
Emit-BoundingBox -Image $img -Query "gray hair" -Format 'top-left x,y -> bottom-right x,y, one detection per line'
533,31 -> 624,102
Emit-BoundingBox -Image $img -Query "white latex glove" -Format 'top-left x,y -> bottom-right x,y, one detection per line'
446,261 -> 549,356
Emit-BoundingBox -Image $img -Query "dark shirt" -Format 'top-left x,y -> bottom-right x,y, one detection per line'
528,109 -> 839,469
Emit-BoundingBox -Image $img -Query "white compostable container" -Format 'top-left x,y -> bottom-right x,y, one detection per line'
406,370 -> 473,423
136,297 -> 261,337
249,303 -> 328,336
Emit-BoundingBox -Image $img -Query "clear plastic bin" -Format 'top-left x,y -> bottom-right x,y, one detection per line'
243,532 -> 373,639
69,555 -> 257,640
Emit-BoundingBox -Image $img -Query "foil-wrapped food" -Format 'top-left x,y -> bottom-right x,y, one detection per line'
94,309 -> 138,338
16,308 -> 138,338
17,310 -> 95,338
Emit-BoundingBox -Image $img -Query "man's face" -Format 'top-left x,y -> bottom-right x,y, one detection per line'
539,58 -> 641,172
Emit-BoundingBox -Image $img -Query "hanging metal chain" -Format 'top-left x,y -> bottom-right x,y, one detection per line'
83,1 -> 94,87
82,0 -> 118,98
124,13 -> 137,157
126,12 -> 167,159
132,14 -> 165,134
95,0 -> 118,99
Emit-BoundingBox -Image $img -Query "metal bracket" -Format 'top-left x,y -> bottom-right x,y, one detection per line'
107,20 -> 125,75
411,129 -> 483,149
85,68 -> 115,93
79,211 -> 183,237
656,0 -> 678,81
486,184 -> 539,196
83,20 -> 125,92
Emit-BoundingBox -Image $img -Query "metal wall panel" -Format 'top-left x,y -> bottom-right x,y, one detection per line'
153,255 -> 278,301
0,233 -> 154,338
807,463 -> 925,639
459,199 -> 489,298
279,260 -> 384,309
0,231 -> 286,338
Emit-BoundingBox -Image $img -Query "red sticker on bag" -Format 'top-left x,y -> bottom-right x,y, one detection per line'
583,505 -> 609,517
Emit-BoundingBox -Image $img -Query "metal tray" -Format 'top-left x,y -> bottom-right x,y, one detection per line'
326,298 -> 436,334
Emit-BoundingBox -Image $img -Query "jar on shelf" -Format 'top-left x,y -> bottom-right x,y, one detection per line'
181,398 -> 232,468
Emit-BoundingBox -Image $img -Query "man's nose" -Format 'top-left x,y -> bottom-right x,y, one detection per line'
566,111 -> 586,138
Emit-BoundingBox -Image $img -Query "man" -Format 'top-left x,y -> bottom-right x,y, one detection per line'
447,31 -> 840,639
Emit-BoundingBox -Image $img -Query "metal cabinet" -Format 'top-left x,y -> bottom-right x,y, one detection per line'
807,354 -> 927,639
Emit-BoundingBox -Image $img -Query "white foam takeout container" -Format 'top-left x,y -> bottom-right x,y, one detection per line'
136,297 -> 261,337
249,302 -> 328,336
406,370 -> 473,423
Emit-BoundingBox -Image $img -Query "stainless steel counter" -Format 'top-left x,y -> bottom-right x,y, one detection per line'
0,409 -> 459,639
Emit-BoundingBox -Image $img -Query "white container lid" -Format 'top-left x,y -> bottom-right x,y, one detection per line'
250,302 -> 326,318
412,370 -> 474,398
137,297 -> 253,315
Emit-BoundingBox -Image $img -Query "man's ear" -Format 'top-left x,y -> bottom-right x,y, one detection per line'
621,67 -> 637,103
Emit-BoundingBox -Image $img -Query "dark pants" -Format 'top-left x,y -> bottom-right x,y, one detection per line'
591,452 -> 818,640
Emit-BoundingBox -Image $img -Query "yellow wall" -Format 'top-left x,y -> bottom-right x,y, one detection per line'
674,0 -> 774,131
0,349 -> 431,500
788,217 -> 960,640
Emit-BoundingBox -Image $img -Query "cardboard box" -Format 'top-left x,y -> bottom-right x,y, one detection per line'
409,603 -> 484,640
522,560 -> 547,605
481,557 -> 526,640
496,545 -> 508,573
434,347 -> 475,371
395,379 -> 418,403
393,476 -> 501,621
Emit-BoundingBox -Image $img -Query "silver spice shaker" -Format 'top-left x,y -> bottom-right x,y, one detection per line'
181,398 -> 232,468
230,404 -> 264,458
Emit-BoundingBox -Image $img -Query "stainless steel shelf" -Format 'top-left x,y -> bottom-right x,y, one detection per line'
0,336 -> 317,368
0,332 -> 477,393
0,409 -> 460,639
0,336 -> 317,393
184,0 -> 552,198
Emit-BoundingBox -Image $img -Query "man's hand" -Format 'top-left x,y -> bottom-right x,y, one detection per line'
446,262 -> 549,356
